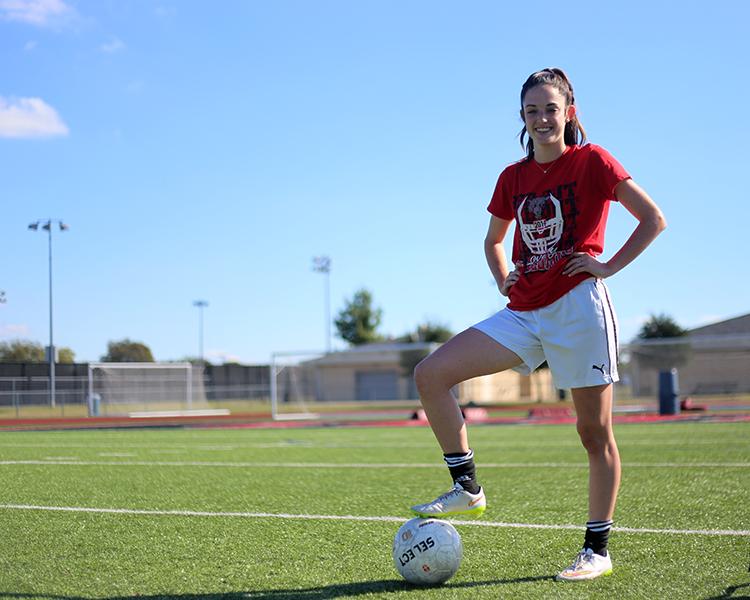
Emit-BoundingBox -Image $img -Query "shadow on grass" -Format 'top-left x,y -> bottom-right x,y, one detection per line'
0,575 -> 554,599
703,581 -> 750,599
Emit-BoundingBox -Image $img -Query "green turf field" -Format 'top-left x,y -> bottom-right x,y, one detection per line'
0,421 -> 747,599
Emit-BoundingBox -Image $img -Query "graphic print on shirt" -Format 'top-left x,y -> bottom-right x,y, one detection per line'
514,181 -> 579,274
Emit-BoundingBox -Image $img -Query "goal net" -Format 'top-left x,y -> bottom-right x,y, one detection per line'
270,351 -> 325,420
87,362 -> 207,416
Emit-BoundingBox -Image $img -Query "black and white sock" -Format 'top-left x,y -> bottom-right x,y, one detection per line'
584,519 -> 613,556
443,449 -> 480,494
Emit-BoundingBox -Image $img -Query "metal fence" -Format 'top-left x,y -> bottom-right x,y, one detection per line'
0,376 -> 89,417
0,375 -> 271,418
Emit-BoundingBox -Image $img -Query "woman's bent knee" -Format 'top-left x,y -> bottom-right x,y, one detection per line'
414,356 -> 439,395
414,355 -> 458,398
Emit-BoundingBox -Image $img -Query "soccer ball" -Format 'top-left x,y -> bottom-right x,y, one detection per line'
392,518 -> 462,585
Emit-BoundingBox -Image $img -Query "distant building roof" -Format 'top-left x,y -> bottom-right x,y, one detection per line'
627,313 -> 750,352
689,313 -> 750,337
308,342 -> 439,367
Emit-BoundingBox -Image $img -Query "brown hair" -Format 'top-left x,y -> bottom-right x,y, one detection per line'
519,67 -> 587,159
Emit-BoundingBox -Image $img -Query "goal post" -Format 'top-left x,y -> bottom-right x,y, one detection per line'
269,351 -> 325,421
87,362 -> 207,416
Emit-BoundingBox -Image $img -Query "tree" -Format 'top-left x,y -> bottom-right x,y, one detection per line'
633,313 -> 690,370
0,339 -> 76,363
0,339 -> 44,362
334,288 -> 384,346
101,339 -> 155,362
637,313 -> 687,339
398,320 -> 454,344
58,347 -> 75,363
416,321 -> 453,343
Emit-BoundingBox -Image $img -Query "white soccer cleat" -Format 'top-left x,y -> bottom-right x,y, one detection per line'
556,547 -> 613,581
410,482 -> 486,518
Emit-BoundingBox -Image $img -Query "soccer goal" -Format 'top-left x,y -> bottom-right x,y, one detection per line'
87,362 -> 208,416
269,351 -> 325,421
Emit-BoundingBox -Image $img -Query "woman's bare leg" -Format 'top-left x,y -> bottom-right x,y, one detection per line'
414,327 -> 523,454
571,384 -> 621,521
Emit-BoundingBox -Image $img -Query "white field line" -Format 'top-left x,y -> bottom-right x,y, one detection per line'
0,459 -> 748,469
0,440 -> 745,450
0,503 -> 747,537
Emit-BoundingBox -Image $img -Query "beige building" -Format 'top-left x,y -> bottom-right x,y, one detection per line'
305,342 -> 556,403
628,313 -> 750,397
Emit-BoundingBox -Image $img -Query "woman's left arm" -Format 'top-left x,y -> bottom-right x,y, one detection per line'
563,178 -> 667,278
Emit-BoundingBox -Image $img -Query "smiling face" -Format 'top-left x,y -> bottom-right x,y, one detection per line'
521,84 -> 576,157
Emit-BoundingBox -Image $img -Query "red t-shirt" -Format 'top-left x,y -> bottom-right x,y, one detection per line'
488,144 -> 630,310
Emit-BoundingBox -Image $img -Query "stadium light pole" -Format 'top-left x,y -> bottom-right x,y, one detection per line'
193,300 -> 209,363
312,256 -> 332,353
28,218 -> 68,408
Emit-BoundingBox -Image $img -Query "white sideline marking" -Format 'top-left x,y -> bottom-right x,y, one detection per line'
97,453 -> 136,458
42,456 -> 79,461
0,439 -> 745,450
0,503 -> 746,537
128,409 -> 230,418
0,459 -> 748,469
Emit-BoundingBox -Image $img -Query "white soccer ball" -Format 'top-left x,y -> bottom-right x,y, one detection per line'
392,518 -> 462,585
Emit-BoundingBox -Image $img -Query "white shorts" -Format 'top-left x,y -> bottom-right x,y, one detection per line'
472,279 -> 619,389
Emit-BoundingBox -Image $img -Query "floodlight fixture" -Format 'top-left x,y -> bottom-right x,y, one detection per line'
193,300 -> 209,363
28,218 -> 68,408
312,255 -> 331,273
312,255 -> 332,352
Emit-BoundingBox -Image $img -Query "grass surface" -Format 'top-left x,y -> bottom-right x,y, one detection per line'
0,421 -> 747,599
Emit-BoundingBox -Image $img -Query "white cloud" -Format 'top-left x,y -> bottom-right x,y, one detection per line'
99,37 -> 124,54
0,96 -> 69,138
0,0 -> 72,27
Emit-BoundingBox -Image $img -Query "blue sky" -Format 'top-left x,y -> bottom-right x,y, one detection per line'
2,0 -> 748,364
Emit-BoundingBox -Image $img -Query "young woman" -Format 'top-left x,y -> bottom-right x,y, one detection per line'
410,68 -> 666,581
